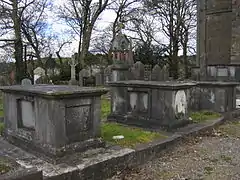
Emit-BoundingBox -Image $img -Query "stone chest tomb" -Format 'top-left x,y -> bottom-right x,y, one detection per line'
0,85 -> 107,160
107,80 -> 195,129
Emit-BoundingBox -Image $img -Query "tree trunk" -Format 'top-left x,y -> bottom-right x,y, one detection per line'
183,31 -> 189,79
12,0 -> 25,84
80,26 -> 93,68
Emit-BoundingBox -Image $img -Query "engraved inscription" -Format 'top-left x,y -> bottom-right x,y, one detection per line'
65,105 -> 91,140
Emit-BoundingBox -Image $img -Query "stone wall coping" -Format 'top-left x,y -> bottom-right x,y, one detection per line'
108,80 -> 196,89
192,64 -> 240,68
0,85 -> 108,98
196,81 -> 240,86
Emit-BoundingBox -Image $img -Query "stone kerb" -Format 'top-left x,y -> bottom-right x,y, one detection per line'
0,85 -> 108,161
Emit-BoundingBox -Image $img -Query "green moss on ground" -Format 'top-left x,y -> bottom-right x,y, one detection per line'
0,123 -> 4,135
101,97 -> 111,120
101,122 -> 167,148
0,159 -> 11,175
0,96 -> 3,117
190,111 -> 221,123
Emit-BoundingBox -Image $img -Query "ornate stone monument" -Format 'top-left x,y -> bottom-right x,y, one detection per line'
111,23 -> 133,82
69,53 -> 78,85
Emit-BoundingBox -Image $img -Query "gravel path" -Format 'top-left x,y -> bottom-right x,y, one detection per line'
109,120 -> 240,180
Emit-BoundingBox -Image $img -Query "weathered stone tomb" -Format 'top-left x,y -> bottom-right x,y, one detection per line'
108,80 -> 195,128
0,85 -> 107,160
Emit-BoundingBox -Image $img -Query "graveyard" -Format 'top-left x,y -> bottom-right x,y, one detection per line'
1,0 -> 240,179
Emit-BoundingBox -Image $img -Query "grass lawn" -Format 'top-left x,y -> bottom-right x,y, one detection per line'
101,122 -> 167,148
0,158 -> 12,175
190,110 -> 221,123
101,96 -> 111,120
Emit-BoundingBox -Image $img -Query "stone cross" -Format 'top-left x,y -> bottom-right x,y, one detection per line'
69,54 -> 78,81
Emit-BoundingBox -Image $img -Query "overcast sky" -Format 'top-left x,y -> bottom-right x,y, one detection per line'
50,0 -> 117,57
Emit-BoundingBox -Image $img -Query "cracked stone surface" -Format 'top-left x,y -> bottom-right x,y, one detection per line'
109,120 -> 240,180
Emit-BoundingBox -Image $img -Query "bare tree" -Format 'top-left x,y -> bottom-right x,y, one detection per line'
0,0 -> 53,82
58,0 -> 109,68
145,0 -> 197,79
21,0 -> 53,69
0,0 -> 26,83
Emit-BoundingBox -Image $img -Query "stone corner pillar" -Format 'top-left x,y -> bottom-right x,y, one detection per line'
111,64 -> 129,82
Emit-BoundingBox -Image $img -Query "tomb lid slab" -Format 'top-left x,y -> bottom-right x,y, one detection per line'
0,85 -> 108,98
108,80 -> 196,90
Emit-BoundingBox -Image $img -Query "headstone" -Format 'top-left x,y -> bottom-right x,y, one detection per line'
104,65 -> 112,84
21,78 -> 32,85
79,68 -> 90,86
130,61 -> 144,80
34,67 -> 45,84
96,71 -> 104,86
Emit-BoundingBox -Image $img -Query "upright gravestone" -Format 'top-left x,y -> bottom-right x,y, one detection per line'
79,68 -> 90,86
21,78 -> 32,85
130,61 -> 145,80
96,69 -> 104,86
104,65 -> 112,85
33,67 -> 46,84
151,64 -> 163,81
69,54 -> 78,85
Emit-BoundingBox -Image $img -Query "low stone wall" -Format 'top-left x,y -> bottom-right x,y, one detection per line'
46,116 -> 226,180
0,168 -> 43,180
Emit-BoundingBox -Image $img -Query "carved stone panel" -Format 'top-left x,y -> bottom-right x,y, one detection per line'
174,90 -> 187,115
65,105 -> 91,141
19,100 -> 35,129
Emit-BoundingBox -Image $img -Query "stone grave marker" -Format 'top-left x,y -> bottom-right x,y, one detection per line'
21,78 -> 32,85
79,68 -> 90,86
130,61 -> 144,80
68,54 -> 78,85
34,67 -> 45,84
